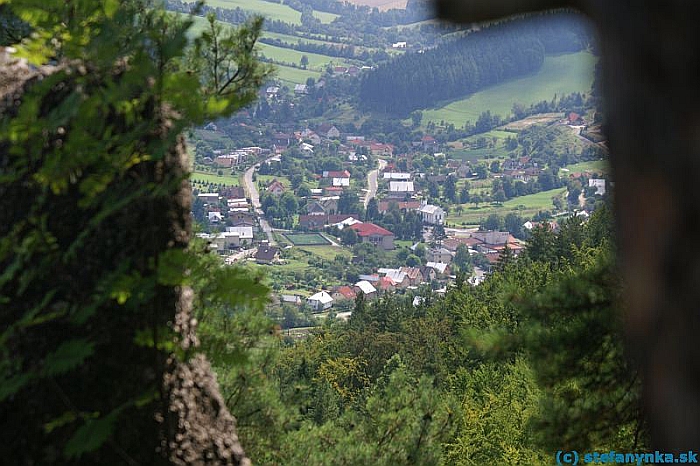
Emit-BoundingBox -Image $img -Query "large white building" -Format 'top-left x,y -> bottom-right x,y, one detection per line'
307,291 -> 334,311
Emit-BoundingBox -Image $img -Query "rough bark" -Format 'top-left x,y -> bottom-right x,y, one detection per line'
0,49 -> 250,465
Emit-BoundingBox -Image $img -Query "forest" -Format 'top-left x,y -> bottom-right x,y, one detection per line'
1,0 -> 642,464
197,205 -> 648,464
359,13 -> 594,115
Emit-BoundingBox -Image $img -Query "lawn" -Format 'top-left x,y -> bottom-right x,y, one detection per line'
299,245 -> 352,261
560,160 -> 609,175
423,51 -> 597,128
284,233 -> 331,246
446,187 -> 567,225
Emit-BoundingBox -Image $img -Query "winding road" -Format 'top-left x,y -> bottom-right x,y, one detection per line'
364,158 -> 387,209
244,160 -> 277,246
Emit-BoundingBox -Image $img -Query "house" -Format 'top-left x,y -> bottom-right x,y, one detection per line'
388,181 -> 415,195
317,124 -> 340,139
382,269 -> 409,288
323,170 -> 351,179
376,276 -> 396,293
589,178 -> 606,195
333,177 -> 350,187
225,226 -> 254,245
377,200 -> 421,214
265,86 -> 279,98
421,135 -> 437,151
298,213 -> 357,230
198,193 -> 220,205
208,211 -> 223,223
419,266 -> 437,283
333,66 -> 348,74
229,211 -> 257,230
255,246 -> 279,264
273,133 -> 292,146
418,202 -> 446,225
426,261 -> 451,277
196,231 -> 246,253
428,247 -> 453,264
369,142 -> 394,156
220,186 -> 246,199
307,291 -> 334,311
400,267 -> 424,286
568,112 -> 584,125
332,286 -> 357,301
348,223 -> 395,250
280,294 -> 302,306
354,280 -> 377,298
392,41 -> 407,48
306,196 -> 339,215
266,179 -> 286,196
294,84 -> 308,95
383,172 -> 411,180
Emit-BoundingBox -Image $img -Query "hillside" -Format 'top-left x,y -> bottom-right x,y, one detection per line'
422,51 -> 596,127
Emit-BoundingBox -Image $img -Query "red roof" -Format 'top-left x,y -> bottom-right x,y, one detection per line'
349,222 -> 394,237
421,135 -> 436,142
377,276 -> 396,290
324,170 -> 350,178
336,286 -> 356,299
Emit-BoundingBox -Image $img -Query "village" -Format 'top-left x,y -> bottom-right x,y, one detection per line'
192,110 -> 609,324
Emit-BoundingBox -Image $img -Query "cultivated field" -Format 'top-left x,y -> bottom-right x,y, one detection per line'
502,113 -> 563,131
191,171 -> 242,187
284,233 -> 332,246
423,51 -> 597,127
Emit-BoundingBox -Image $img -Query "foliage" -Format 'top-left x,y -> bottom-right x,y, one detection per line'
0,0 -> 270,462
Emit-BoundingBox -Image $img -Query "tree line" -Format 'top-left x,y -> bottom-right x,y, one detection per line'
360,13 -> 593,115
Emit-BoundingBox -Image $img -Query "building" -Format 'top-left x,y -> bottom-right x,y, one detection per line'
354,280 -> 377,298
255,246 -> 279,264
332,286 -> 357,301
266,180 -> 286,196
348,222 -> 395,250
225,226 -> 254,245
307,291 -> 334,311
418,202 -> 446,225
383,172 -> 411,180
280,294 -> 302,306
377,200 -> 421,214
294,84 -> 308,94
428,247 -> 453,264
589,178 -> 606,195
388,181 -> 415,195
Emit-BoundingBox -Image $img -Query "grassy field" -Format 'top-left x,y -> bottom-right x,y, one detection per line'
299,245 -> 351,261
284,233 -> 331,246
191,171 -> 242,187
345,0 -> 408,11
423,51 -> 597,127
273,64 -> 322,84
194,0 -> 338,25
259,41 -> 350,70
560,160 -> 609,175
446,187 -> 567,225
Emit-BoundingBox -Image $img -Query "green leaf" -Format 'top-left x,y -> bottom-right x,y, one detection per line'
64,409 -> 120,458
42,339 -> 95,377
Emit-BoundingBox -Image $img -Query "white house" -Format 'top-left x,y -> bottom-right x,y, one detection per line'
307,291 -> 334,311
389,181 -> 414,193
589,178 -> 606,195
332,177 -> 350,187
225,226 -> 254,245
418,202 -> 446,225
354,280 -> 377,296
198,193 -> 220,204
383,172 -> 411,180
392,41 -> 407,48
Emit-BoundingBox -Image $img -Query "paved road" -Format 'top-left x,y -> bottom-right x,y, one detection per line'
243,159 -> 277,246
364,158 -> 387,209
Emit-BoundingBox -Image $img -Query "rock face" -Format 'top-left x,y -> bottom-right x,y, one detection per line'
435,0 -> 700,452
0,50 -> 249,464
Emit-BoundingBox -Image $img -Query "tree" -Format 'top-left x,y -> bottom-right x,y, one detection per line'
482,213 -> 503,231
444,175 -> 457,202
474,164 -> 488,179
300,54 -> 309,69
454,244 -> 472,273
0,2 -> 270,464
341,227 -> 359,245
366,198 -> 380,221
